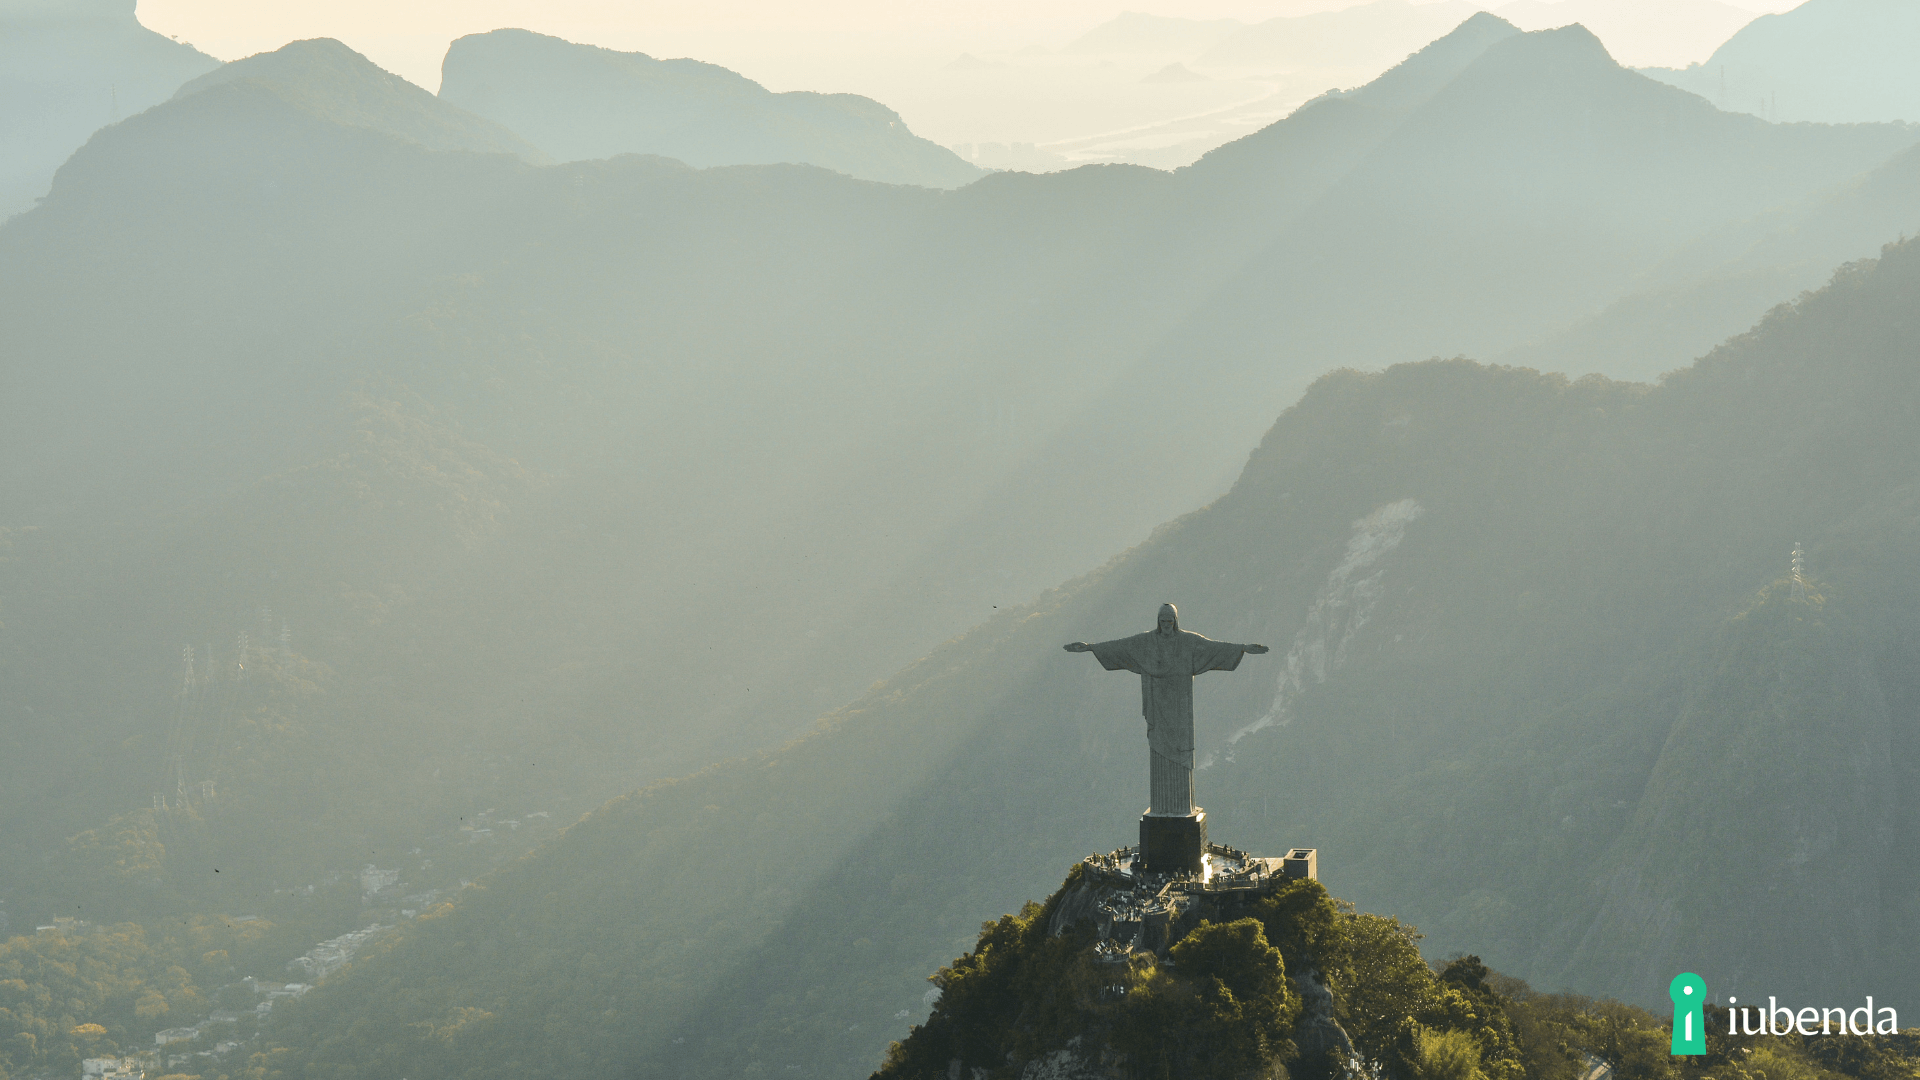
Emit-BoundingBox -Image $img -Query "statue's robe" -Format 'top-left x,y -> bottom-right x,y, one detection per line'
1087,629 -> 1251,816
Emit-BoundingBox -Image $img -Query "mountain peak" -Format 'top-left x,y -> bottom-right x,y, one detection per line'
173,38 -> 547,161
1645,0 -> 1920,124
439,29 -> 982,188
1348,11 -> 1521,109
1483,20 -> 1619,71
176,37 -> 429,104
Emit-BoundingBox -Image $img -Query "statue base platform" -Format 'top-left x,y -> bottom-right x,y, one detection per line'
1139,810 -> 1206,875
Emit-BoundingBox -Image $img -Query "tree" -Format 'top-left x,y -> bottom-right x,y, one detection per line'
1410,1024 -> 1489,1080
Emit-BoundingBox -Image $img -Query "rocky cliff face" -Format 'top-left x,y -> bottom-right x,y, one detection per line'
875,849 -> 1352,1080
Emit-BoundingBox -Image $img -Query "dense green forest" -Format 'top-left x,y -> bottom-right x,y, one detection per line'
0,908 -> 362,1080
878,870 -> 1920,1080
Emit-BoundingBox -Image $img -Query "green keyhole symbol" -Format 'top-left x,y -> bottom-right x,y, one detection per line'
1670,973 -> 1707,1055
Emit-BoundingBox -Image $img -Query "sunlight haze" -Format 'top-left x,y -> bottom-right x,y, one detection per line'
133,0 -> 1799,157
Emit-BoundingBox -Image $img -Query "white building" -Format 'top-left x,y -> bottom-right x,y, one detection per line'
359,865 -> 399,897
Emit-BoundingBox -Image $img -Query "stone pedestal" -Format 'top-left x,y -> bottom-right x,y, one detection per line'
1139,809 -> 1206,875
1281,848 -> 1318,880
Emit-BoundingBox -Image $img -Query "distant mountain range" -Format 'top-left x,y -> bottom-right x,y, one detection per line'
174,38 -> 547,162
1501,138 -> 1920,378
6,9 -> 1920,1078
1494,0 -> 1757,69
1064,0 -> 1760,74
261,232 -> 1920,1080
5,9 -> 1915,920
1644,0 -> 1920,124
438,28 -> 984,189
0,0 -> 217,219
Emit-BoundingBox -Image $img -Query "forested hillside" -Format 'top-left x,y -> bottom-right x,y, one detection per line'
255,237 -> 1920,1078
875,870 -> 1920,1080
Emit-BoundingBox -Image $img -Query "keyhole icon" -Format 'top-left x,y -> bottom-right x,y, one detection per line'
1670,972 -> 1707,1055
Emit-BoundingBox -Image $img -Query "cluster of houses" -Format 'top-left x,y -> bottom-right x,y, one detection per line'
286,923 -> 390,981
131,979 -> 313,1075
358,864 -> 400,900
158,1038 -> 244,1073
153,979 -> 309,1042
456,807 -> 549,845
80,1057 -> 144,1080
23,809 -> 553,1080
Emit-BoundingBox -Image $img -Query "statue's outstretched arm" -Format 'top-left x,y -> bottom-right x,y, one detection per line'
1063,642 -> 1092,652
1245,644 -> 1270,654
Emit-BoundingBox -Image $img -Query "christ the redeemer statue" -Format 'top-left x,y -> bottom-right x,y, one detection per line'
1065,604 -> 1269,823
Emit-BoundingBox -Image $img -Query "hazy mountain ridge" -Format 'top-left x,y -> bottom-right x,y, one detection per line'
8,16 -> 1920,1076
0,0 -> 217,219
173,38 -> 548,163
1492,0 -> 1755,69
1643,0 -> 1920,125
6,11 -> 1920,945
254,238 -> 1920,1078
438,28 -> 983,188
1502,139 -> 1920,379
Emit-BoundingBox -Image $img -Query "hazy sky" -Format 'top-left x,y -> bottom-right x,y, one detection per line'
138,0 -> 1803,82
133,0 -> 1811,156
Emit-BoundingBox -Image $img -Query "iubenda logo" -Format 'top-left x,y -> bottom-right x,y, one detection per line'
1669,972 -> 1901,1055
1672,973 -> 1707,1054
1723,995 -> 1900,1037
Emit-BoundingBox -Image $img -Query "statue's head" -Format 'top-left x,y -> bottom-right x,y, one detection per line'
1157,603 -> 1179,636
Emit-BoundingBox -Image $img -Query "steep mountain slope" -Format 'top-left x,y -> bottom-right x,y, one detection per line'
1643,0 -> 1920,124
261,238 -> 1920,1079
0,0 -> 217,218
438,29 -> 981,188
6,16 -> 1919,947
927,21 -> 1917,660
173,38 -> 547,162
1501,140 -> 1920,379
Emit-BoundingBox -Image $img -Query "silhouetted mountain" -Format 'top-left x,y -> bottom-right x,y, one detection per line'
6,15 -> 1917,949
175,38 -> 547,161
258,237 -> 1920,1079
969,21 -> 1916,652
1502,140 -> 1920,379
1644,0 -> 1920,124
0,0 -> 216,218
438,28 -> 982,188
1493,0 -> 1754,69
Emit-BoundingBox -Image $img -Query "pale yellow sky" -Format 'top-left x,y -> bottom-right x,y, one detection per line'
137,0 -> 1799,84
131,0 -> 1807,160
